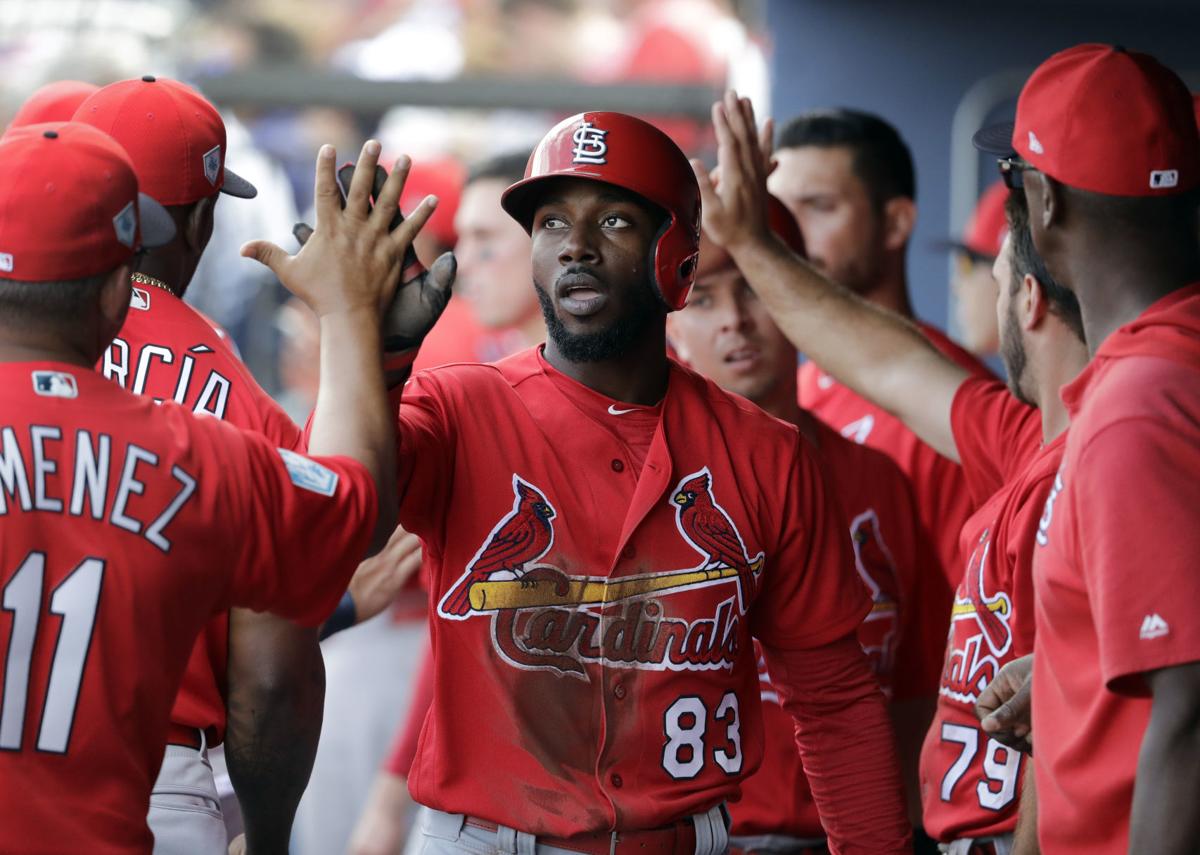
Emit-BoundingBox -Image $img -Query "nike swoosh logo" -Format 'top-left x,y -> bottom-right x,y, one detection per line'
608,405 -> 638,415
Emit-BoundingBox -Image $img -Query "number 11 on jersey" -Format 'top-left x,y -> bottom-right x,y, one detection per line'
1,552 -> 104,754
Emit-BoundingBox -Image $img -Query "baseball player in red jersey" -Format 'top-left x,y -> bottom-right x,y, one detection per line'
5,79 -> 98,131
369,112 -> 911,854
73,76 -> 423,854
972,44 -> 1200,855
694,92 -> 1089,854
767,108 -> 992,591
0,123 -> 424,853
666,200 -> 946,852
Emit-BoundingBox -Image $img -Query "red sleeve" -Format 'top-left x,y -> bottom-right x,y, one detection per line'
890,522 -> 950,700
221,428 -> 378,627
751,436 -> 870,650
1076,419 -> 1200,692
761,635 -> 912,854
395,371 -> 456,542
384,647 -> 435,777
950,377 -> 1042,505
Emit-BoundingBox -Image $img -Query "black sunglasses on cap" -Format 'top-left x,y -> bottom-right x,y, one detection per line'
998,156 -> 1037,189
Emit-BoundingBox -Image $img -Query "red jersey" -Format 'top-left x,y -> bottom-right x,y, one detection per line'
730,418 -> 943,838
1033,284 -> 1200,855
0,362 -> 374,854
398,348 -> 870,837
919,377 -> 1060,842
798,322 -> 991,589
98,283 -> 304,745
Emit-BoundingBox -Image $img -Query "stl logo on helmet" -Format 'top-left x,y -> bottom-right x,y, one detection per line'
571,121 -> 608,165
437,468 -> 765,681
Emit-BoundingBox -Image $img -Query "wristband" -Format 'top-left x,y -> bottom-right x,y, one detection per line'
320,591 -> 357,641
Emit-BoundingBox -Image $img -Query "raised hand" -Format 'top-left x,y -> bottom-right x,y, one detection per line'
243,141 -> 437,320
691,90 -> 776,253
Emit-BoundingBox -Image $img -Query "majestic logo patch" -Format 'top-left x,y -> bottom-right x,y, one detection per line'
0,253 -> 12,272
1150,169 -> 1179,189
840,413 -> 875,445
438,469 -> 763,681
203,145 -> 221,186
31,370 -> 78,399
571,121 -> 608,165
1140,613 -> 1170,640
276,448 -> 338,496
130,288 -> 151,311
112,201 -> 137,248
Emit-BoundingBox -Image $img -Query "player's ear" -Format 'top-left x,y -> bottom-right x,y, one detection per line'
183,194 -> 218,254
1023,273 -> 1049,330
98,262 -> 133,334
881,196 -> 916,252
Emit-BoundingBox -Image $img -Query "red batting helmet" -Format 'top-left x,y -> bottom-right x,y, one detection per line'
500,112 -> 701,311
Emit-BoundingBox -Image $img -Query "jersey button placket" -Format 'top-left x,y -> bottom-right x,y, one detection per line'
610,772 -> 623,788
610,458 -> 624,472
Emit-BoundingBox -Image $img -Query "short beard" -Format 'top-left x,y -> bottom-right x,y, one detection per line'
534,273 -> 665,363
1000,296 -> 1033,407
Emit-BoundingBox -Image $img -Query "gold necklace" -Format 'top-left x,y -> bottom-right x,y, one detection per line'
131,272 -> 176,295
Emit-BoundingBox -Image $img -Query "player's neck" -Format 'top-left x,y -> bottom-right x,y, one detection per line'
133,256 -> 190,299
1031,328 -> 1089,443
861,272 -> 913,319
0,328 -> 101,368
753,379 -> 803,428
543,326 -> 670,405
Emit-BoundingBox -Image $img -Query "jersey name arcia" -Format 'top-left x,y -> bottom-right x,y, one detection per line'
103,337 -> 230,419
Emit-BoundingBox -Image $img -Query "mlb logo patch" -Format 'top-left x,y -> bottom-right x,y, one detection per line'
130,287 -> 151,311
203,145 -> 221,186
276,448 -> 339,497
1150,169 -> 1179,189
31,370 -> 78,399
571,121 -> 608,165
0,253 -> 12,273
112,202 -> 137,249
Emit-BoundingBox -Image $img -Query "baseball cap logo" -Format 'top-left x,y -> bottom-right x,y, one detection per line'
1027,131 -> 1045,155
571,122 -> 608,165
0,253 -> 12,273
112,202 -> 137,248
1150,169 -> 1179,189
203,144 -> 221,186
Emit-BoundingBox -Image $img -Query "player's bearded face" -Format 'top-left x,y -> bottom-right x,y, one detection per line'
529,179 -> 667,363
995,238 -> 1033,406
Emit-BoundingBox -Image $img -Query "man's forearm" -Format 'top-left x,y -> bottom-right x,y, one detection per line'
1129,665 -> 1200,854
1012,767 -> 1039,855
726,233 -> 967,460
309,308 -> 397,552
225,611 -> 326,855
764,635 -> 911,854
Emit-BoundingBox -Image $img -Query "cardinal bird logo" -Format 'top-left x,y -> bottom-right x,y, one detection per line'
672,468 -> 764,613
957,530 -> 1012,657
439,475 -> 557,619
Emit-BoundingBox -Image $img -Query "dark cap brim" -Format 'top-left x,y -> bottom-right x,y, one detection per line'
973,121 -> 1016,155
137,193 -> 176,248
220,166 -> 257,199
929,237 -> 995,261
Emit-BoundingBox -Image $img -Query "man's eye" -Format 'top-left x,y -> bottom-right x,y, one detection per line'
541,215 -> 567,230
689,295 -> 712,308
602,214 -> 631,228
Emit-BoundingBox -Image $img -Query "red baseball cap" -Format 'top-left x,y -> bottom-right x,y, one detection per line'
935,180 -> 1008,259
398,157 -> 464,250
974,44 -> 1200,197
8,81 -> 99,130
0,122 -> 174,282
72,75 -> 256,207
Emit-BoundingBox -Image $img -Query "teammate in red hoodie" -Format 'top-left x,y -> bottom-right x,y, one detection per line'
973,44 -> 1200,855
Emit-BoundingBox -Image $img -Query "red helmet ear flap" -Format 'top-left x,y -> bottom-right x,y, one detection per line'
501,112 -> 700,312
